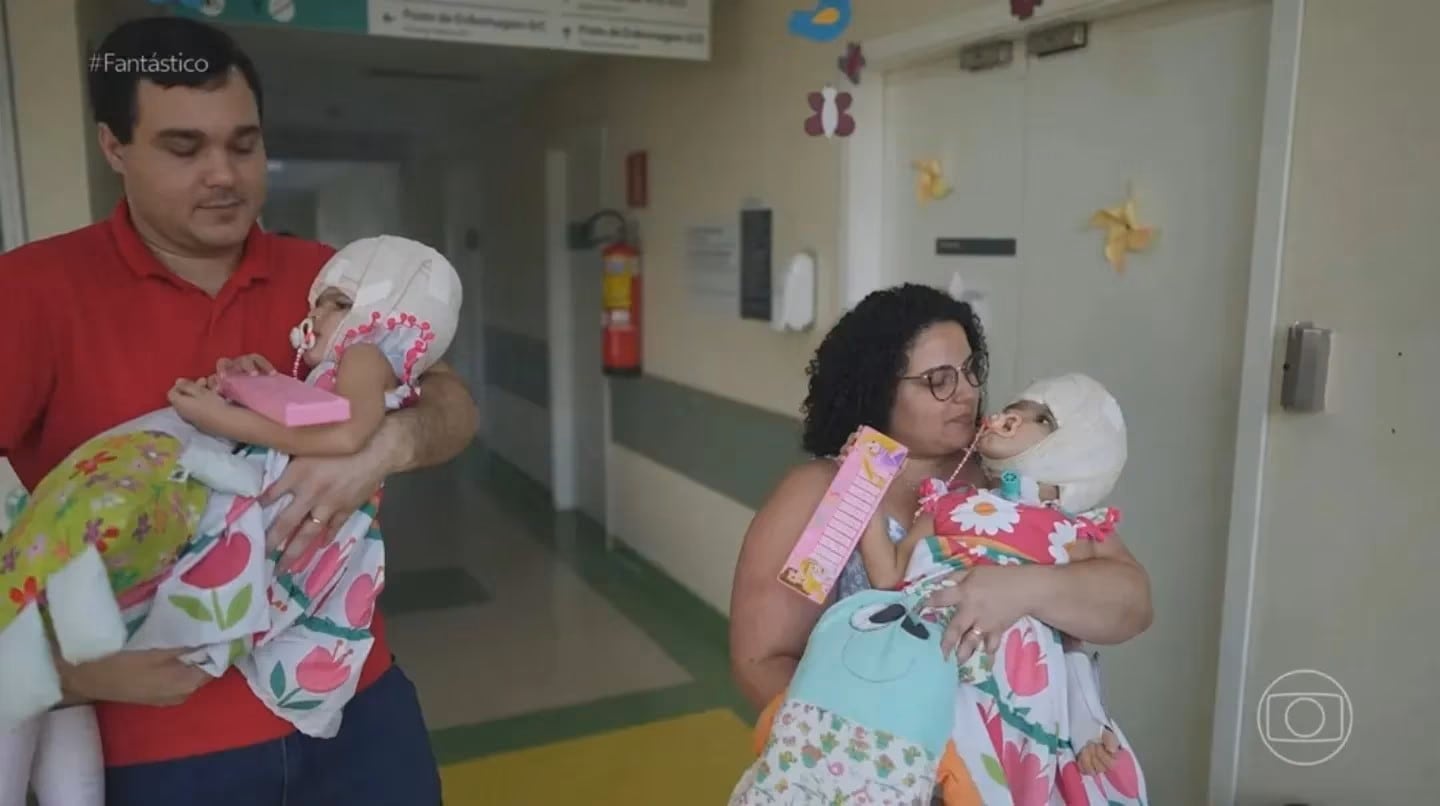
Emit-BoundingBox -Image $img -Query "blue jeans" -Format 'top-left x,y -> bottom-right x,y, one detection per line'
104,665 -> 442,806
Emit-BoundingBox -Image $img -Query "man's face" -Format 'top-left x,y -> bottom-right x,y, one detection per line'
103,67 -> 265,253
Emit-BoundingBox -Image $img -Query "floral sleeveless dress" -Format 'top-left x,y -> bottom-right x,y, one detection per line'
903,484 -> 1149,805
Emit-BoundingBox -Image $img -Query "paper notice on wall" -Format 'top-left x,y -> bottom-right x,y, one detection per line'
685,222 -> 740,316
367,0 -> 711,60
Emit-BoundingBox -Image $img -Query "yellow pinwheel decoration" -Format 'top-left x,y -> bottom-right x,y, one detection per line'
1090,188 -> 1155,273
912,159 -> 952,205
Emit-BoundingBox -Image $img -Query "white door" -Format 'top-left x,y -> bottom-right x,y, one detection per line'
546,128 -> 609,525
886,48 -> 1029,408
883,0 -> 1271,798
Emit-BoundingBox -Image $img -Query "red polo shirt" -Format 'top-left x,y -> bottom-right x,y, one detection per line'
0,200 -> 393,766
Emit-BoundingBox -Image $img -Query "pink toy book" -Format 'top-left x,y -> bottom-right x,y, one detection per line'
778,427 -> 909,604
219,373 -> 351,427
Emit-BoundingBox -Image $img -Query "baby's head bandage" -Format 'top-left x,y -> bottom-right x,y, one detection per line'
984,373 -> 1127,513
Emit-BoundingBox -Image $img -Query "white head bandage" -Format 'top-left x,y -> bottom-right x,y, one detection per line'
304,235 -> 463,394
983,373 -> 1127,513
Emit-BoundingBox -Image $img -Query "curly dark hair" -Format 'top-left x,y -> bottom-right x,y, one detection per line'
801,283 -> 988,457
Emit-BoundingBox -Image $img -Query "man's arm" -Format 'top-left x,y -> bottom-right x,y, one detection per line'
260,359 -> 479,563
372,360 -> 480,473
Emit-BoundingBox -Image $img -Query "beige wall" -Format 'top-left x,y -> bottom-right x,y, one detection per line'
6,0 -> 98,239
5,0 -> 135,238
525,0 -> 973,418
478,0 -> 978,609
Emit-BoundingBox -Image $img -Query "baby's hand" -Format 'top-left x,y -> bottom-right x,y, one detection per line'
217,353 -> 275,378
1076,727 -> 1121,776
169,378 -> 234,433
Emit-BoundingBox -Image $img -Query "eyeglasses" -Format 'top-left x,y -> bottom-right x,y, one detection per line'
901,353 -> 989,402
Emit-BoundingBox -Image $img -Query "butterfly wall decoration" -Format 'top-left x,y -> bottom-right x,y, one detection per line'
1089,187 -> 1156,273
804,85 -> 856,139
912,159 -> 953,204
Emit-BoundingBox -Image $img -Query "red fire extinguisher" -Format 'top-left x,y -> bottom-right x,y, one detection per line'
601,238 -> 642,376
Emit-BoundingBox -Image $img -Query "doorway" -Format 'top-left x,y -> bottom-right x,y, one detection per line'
546,127 -> 610,526
859,0 -> 1278,797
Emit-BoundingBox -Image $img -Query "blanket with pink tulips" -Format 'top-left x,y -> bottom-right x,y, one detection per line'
0,408 -> 385,738
126,437 -> 386,739
903,483 -> 1150,805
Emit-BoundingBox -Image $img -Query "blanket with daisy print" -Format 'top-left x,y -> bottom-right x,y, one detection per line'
903,484 -> 1151,806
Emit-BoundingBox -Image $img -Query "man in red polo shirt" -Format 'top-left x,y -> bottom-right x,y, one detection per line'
0,17 -> 475,805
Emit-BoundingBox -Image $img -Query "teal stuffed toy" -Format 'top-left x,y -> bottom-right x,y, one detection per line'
728,587 -> 981,805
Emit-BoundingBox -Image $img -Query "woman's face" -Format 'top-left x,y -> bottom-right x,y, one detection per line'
887,321 -> 983,459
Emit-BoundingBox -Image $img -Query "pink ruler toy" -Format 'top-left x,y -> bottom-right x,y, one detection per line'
219,373 -> 351,427
778,427 -> 909,603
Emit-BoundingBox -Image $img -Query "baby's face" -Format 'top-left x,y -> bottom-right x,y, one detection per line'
306,287 -> 353,365
978,400 -> 1056,461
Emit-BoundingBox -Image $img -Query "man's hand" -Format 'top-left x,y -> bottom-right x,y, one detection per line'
256,360 -> 476,569
58,649 -> 210,707
260,424 -> 396,569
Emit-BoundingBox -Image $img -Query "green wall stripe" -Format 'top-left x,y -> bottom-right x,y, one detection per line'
483,326 -> 549,407
610,375 -> 807,511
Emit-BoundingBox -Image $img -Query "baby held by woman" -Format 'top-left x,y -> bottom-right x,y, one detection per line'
861,372 -> 1150,804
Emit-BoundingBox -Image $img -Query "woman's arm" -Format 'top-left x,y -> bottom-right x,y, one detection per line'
169,344 -> 394,456
728,461 -> 838,710
927,530 -> 1153,659
1029,531 -> 1153,644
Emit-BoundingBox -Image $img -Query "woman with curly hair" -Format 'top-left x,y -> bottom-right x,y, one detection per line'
727,283 -> 1153,710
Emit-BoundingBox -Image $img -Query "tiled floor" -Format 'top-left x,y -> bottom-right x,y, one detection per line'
375,448 -> 756,803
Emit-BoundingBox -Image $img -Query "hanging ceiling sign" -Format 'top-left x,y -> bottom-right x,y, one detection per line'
174,0 -> 711,61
